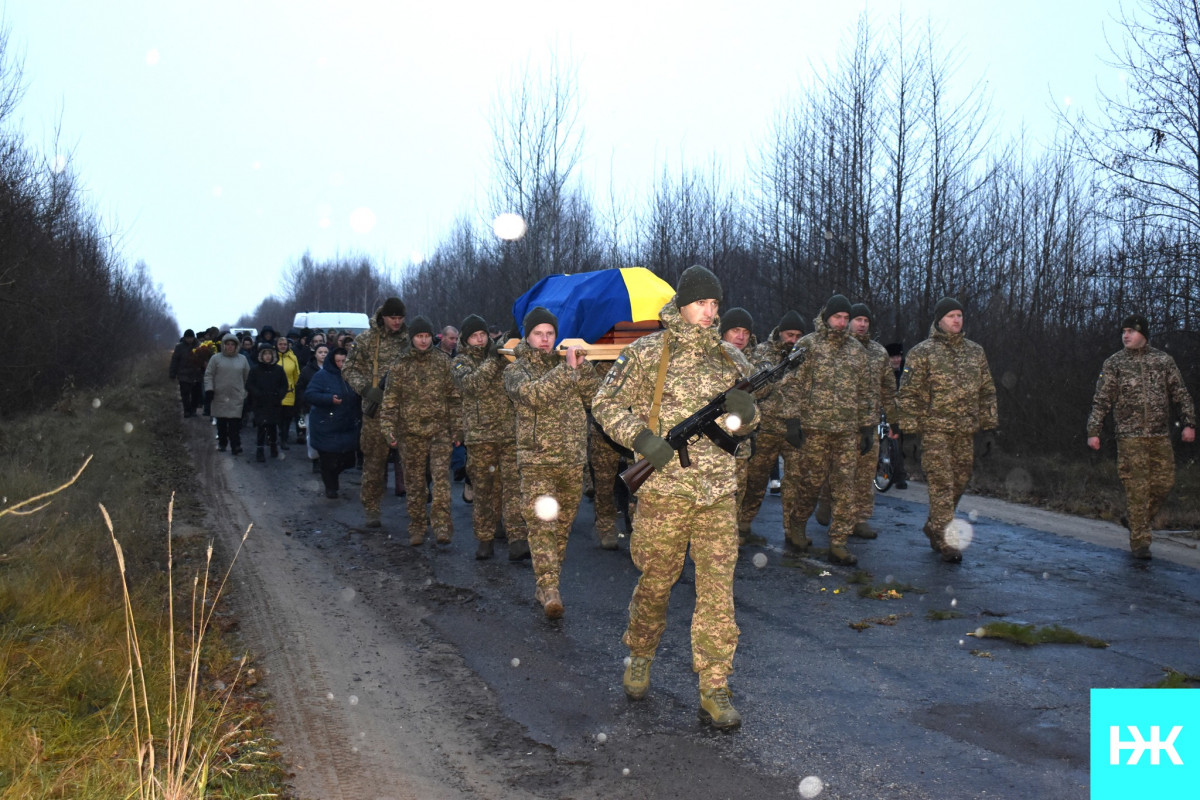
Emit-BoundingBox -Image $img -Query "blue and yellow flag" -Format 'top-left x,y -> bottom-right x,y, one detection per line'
512,267 -> 673,340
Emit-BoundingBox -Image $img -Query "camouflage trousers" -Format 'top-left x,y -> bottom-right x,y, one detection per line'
738,429 -> 793,532
734,458 -> 749,521
852,437 -> 879,524
624,491 -> 739,691
399,431 -> 453,539
921,431 -> 974,543
1117,436 -> 1175,550
466,440 -> 527,543
359,416 -> 397,514
784,430 -> 858,546
589,426 -> 623,536
520,464 -> 584,590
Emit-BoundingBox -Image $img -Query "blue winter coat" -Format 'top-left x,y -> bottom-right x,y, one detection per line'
304,358 -> 361,453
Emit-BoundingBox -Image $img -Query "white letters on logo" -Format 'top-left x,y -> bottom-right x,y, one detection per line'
1109,725 -> 1184,765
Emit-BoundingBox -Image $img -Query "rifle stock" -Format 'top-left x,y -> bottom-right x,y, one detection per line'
617,344 -> 806,495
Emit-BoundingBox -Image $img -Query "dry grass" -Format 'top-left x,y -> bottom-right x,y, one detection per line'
0,358 -> 288,800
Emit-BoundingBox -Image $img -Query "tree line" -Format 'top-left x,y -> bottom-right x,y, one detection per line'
0,26 -> 176,419
242,2 -> 1199,458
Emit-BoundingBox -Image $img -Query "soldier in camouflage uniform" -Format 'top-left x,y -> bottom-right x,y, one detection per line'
738,310 -> 806,546
719,307 -> 757,545
847,303 -> 896,539
452,314 -> 529,561
504,307 -> 601,619
1087,314 -> 1196,559
380,316 -> 462,545
895,297 -> 999,563
592,265 -> 758,730
778,295 -> 874,566
342,297 -> 409,528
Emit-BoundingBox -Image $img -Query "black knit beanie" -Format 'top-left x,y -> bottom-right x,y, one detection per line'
719,307 -> 754,335
460,314 -> 488,342
932,297 -> 963,324
849,303 -> 872,321
885,342 -> 904,357
408,316 -> 434,338
776,310 -> 806,335
1121,314 -> 1149,338
380,297 -> 406,317
822,294 -> 853,322
675,265 -> 723,308
522,306 -> 558,336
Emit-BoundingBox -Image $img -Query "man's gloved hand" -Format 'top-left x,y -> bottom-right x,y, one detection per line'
859,425 -> 875,455
204,390 -> 214,405
723,388 -> 755,426
485,338 -> 503,359
633,428 -> 674,470
785,419 -> 804,449
889,422 -> 901,438
362,386 -> 384,406
979,429 -> 998,456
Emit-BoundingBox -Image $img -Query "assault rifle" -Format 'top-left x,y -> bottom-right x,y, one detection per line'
619,344 -> 807,494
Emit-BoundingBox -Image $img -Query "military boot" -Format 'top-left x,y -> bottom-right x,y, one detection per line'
364,508 -> 382,529
623,655 -> 653,700
785,523 -> 811,552
535,586 -> 564,619
815,495 -> 832,527
475,539 -> 494,559
508,539 -> 531,561
255,447 -> 265,463
409,530 -> 425,546
828,543 -> 858,566
698,687 -> 742,730
922,522 -> 943,552
940,546 -> 963,563
852,522 -> 878,539
739,525 -> 767,547
597,528 -> 619,551
1131,545 -> 1152,560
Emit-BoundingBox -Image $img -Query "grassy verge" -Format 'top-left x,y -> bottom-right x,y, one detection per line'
0,357 -> 289,799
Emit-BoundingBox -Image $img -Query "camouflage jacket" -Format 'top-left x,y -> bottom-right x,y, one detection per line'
592,302 -> 758,504
341,305 -> 410,396
503,341 -> 600,467
896,323 -> 998,434
778,316 -> 873,433
452,344 -> 516,445
380,346 -> 461,441
1087,345 -> 1196,439
853,331 -> 897,420
749,328 -> 803,435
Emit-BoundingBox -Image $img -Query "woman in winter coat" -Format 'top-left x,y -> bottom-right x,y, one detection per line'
304,347 -> 362,498
246,343 -> 289,462
204,333 -> 250,454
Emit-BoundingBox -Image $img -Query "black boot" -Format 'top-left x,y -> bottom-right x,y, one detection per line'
270,443 -> 279,458
256,447 -> 265,463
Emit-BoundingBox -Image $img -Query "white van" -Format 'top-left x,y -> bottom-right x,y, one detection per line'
292,311 -> 371,334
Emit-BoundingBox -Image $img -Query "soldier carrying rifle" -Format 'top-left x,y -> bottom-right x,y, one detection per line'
592,265 -> 758,730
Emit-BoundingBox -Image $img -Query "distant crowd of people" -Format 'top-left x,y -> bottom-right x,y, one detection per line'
169,272 -> 1195,731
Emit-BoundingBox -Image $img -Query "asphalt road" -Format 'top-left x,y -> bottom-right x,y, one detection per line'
206,430 -> 1200,800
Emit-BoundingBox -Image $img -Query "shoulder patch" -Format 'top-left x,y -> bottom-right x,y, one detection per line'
604,354 -> 628,385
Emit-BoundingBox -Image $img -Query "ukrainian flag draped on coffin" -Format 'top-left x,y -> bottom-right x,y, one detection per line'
511,267 -> 675,341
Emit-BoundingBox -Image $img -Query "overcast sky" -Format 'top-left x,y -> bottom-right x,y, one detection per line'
5,0 -> 1125,330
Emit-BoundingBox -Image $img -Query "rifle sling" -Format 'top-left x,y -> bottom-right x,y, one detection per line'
648,334 -> 671,435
